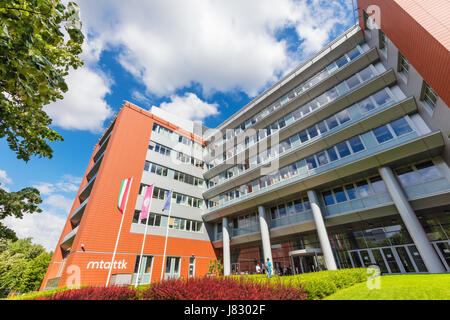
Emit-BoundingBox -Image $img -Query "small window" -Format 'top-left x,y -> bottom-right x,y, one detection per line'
390,118 -> 413,137
333,187 -> 348,203
398,52 -> 409,80
415,161 -> 441,181
348,136 -> 365,153
373,125 -> 394,143
379,30 -> 387,54
323,191 -> 335,206
336,141 -> 351,158
421,81 -> 438,111
396,166 -> 420,187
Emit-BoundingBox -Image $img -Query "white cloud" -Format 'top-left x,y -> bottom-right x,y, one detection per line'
43,67 -> 114,133
45,194 -> 73,213
3,211 -> 66,251
76,0 -> 352,98
0,169 -> 13,185
156,93 -> 220,123
33,175 -> 82,196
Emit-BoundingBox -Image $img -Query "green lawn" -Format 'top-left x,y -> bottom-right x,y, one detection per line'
325,274 -> 450,300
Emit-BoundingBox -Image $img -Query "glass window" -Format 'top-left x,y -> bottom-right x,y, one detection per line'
346,74 -> 361,90
373,89 -> 391,106
299,130 -> 309,143
359,97 -> 376,113
348,136 -> 365,153
356,180 -> 373,198
373,125 -> 394,143
396,166 -> 421,186
278,205 -> 287,217
316,151 -> 329,166
336,141 -> 351,158
336,109 -> 351,124
415,161 -> 441,181
303,198 -> 311,210
327,147 -> 339,162
370,176 -> 387,193
317,121 -> 328,134
390,118 -> 413,137
345,184 -> 357,200
336,55 -> 349,68
270,207 -> 278,220
323,191 -> 335,206
294,200 -> 303,212
359,66 -> 374,82
347,47 -> 361,61
306,156 -> 317,170
422,82 -> 438,110
333,187 -> 348,203
326,116 -> 339,130
307,126 -> 318,139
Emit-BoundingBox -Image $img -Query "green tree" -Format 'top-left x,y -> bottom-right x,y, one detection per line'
0,185 -> 43,240
0,0 -> 84,162
0,238 -> 51,297
0,0 -> 84,238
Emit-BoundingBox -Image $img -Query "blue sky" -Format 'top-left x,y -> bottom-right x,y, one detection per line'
0,0 -> 357,250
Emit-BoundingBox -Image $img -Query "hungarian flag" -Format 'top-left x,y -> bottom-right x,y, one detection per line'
140,185 -> 154,220
117,177 -> 133,214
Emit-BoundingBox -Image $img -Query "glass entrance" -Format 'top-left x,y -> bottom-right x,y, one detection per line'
164,257 -> 181,280
347,244 -> 430,274
133,255 -> 153,285
433,240 -> 450,271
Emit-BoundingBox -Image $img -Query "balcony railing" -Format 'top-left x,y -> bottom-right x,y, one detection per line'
79,173 -> 97,202
70,197 -> 89,225
60,225 -> 79,250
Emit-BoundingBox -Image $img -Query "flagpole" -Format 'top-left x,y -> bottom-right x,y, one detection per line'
160,190 -> 173,282
106,177 -> 133,287
135,186 -> 153,287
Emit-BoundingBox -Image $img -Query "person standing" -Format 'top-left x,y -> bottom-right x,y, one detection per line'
266,258 -> 272,279
255,264 -> 261,274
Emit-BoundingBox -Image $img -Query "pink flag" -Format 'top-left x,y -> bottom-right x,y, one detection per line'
140,185 -> 154,220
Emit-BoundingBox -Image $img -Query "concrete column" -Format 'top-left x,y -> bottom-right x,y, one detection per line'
379,166 -> 445,273
222,217 -> 231,276
258,206 -> 273,264
307,190 -> 337,270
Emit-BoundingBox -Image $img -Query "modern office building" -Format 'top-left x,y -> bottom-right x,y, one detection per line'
41,0 -> 450,290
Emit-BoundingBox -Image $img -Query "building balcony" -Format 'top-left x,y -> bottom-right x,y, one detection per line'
93,132 -> 111,163
204,62 -> 392,180
203,130 -> 445,222
203,91 -> 414,199
79,173 -> 97,203
87,153 -> 104,181
70,197 -> 89,226
60,225 -> 79,250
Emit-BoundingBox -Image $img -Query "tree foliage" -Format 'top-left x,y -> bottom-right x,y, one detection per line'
0,185 -> 43,240
0,238 -> 52,297
0,0 -> 84,162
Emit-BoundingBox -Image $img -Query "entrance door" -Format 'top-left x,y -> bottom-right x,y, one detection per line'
407,245 -> 427,272
394,246 -> 416,273
370,249 -> 389,274
433,240 -> 450,272
381,247 -> 402,273
292,256 -> 302,275
133,255 -> 153,285
164,257 -> 181,280
358,250 -> 373,267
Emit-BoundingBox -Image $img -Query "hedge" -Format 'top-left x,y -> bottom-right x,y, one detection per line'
236,268 -> 367,300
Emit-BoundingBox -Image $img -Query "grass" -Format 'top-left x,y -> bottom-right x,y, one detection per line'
325,274 -> 450,300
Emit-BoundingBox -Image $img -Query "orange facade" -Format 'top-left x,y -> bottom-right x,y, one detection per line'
40,103 -> 216,290
358,0 -> 450,107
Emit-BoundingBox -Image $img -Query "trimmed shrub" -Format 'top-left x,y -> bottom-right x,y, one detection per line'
141,277 -> 307,300
235,268 -> 367,300
37,286 -> 138,300
8,286 -> 74,300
